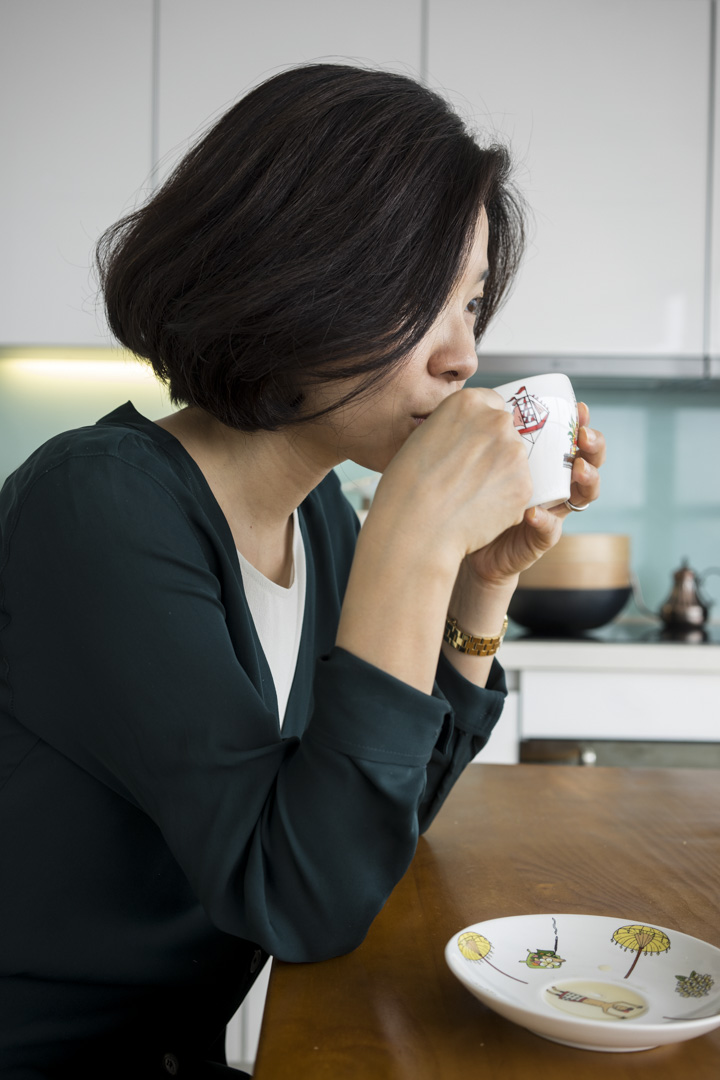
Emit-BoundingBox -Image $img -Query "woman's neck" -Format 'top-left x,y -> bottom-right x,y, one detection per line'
154,407 -> 332,584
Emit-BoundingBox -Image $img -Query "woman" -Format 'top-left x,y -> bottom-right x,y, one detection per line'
0,64 -> 604,1076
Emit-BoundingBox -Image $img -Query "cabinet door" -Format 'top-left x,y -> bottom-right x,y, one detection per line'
156,0 -> 422,182
519,670 -> 720,740
710,3 -> 720,370
428,0 -> 710,359
0,0 -> 153,345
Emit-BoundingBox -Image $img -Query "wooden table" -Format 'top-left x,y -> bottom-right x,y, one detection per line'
253,765 -> 720,1079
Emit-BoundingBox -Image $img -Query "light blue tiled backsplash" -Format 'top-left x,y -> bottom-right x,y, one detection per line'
557,385 -> 720,618
2,360 -> 719,620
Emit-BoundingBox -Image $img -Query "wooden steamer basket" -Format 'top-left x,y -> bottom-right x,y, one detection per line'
508,534 -> 632,635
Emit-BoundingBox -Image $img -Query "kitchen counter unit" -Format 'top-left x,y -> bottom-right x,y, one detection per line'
501,634 -> 720,674
478,623 -> 720,762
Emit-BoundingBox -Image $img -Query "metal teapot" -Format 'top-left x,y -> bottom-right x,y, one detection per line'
659,560 -> 713,631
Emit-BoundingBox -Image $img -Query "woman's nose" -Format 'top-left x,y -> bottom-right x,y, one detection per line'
427,318 -> 479,382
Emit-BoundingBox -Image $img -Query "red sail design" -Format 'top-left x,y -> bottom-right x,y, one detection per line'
509,386 -> 549,445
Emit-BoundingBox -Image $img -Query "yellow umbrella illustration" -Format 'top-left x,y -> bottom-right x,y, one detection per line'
612,924 -> 671,979
457,932 -> 528,984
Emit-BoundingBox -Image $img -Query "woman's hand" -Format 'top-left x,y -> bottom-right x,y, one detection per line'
367,388 -> 534,574
463,401 -> 606,587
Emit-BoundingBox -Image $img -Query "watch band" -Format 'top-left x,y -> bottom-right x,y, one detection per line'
443,614 -> 509,657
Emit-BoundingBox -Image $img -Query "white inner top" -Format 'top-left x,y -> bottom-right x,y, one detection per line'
236,510 -> 306,728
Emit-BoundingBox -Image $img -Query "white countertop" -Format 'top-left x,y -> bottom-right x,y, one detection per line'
500,625 -> 720,674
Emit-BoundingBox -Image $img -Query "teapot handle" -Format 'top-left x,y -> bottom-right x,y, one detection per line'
698,567 -> 720,603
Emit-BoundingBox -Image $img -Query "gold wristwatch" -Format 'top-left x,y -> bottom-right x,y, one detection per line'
443,614 -> 509,657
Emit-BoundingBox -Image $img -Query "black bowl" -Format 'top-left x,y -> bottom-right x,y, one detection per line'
508,586 -> 632,636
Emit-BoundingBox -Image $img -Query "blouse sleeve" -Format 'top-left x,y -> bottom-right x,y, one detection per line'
0,447 -> 505,963
419,651 -> 507,832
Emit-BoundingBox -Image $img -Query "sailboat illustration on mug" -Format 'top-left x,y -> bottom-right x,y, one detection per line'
507,386 -> 549,453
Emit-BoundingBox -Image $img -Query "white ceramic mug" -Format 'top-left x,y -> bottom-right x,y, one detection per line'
492,373 -> 579,509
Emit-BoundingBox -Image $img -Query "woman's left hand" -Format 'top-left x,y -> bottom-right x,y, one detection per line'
463,401 -> 606,587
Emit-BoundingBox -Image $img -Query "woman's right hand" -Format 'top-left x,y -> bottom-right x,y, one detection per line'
366,388 -> 533,573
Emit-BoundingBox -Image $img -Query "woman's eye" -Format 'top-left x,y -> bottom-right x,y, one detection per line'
466,295 -> 483,316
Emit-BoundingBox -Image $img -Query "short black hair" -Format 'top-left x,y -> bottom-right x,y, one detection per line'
97,63 -> 525,431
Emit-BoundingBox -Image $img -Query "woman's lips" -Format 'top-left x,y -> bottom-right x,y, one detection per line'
412,415 -> 429,426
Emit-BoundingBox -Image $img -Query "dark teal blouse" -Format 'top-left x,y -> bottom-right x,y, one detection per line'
0,403 -> 506,1073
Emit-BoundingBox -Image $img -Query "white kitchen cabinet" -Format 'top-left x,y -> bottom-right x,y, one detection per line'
3,0 -> 715,365
710,3 -> 720,367
520,669 -> 720,740
0,1 -> 154,345
497,634 -> 720,750
428,0 -> 710,361
156,0 -> 422,184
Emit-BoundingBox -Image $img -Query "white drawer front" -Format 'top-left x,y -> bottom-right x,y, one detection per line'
520,670 -> 718,741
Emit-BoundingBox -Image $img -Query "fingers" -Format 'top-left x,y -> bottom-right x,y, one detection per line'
545,403 -> 604,518
524,505 -> 554,530
576,402 -> 606,467
559,401 -> 605,511
377,387 -> 534,563
569,454 -> 600,507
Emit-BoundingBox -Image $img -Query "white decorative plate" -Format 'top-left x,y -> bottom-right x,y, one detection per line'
445,914 -> 720,1052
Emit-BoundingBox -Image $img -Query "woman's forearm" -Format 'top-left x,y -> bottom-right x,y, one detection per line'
336,512 -> 519,695
335,516 -> 459,695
